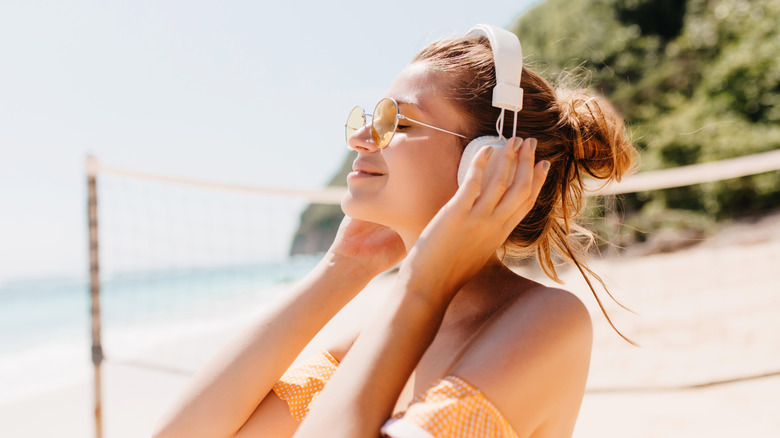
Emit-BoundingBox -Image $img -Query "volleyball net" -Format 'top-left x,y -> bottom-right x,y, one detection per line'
84,156 -> 347,438
86,156 -> 349,363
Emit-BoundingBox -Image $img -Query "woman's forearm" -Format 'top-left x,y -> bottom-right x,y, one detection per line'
294,273 -> 451,438
154,253 -> 374,438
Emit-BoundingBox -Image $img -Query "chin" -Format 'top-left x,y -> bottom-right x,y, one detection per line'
341,190 -> 406,230
341,191 -> 381,223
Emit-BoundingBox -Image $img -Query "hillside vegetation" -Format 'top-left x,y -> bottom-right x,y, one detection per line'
292,0 -> 780,255
514,0 -> 779,220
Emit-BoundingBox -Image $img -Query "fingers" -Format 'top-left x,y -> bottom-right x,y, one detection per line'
473,137 -> 523,211
501,159 -> 550,230
453,136 -> 549,226
451,145 -> 493,208
491,138 -> 550,228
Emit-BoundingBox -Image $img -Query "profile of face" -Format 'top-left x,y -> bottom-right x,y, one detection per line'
341,62 -> 466,238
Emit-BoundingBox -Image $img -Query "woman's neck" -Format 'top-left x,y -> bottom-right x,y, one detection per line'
438,255 -> 537,331
395,228 -> 538,329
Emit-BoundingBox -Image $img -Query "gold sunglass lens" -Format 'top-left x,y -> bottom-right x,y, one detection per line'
345,106 -> 366,144
372,98 -> 399,148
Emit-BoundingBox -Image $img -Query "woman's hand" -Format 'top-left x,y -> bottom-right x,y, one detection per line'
327,215 -> 407,280
399,137 -> 550,302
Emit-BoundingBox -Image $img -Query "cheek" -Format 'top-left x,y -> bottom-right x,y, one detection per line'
390,147 -> 461,209
341,143 -> 463,228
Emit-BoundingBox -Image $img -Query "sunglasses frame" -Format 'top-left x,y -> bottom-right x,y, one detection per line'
345,98 -> 467,149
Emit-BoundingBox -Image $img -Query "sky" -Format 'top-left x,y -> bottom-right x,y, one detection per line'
0,0 -> 540,282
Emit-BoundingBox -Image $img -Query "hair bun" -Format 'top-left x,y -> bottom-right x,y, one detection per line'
556,89 -> 636,184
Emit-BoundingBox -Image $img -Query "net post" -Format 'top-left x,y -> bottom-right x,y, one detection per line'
86,155 -> 104,438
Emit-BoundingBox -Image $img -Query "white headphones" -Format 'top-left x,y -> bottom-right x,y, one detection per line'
456,24 -> 525,186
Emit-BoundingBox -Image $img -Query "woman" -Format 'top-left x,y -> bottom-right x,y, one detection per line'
154,25 -> 635,438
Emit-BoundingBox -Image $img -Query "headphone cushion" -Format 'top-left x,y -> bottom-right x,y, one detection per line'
457,136 -> 505,186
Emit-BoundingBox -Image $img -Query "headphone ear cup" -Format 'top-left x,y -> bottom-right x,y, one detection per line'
457,136 -> 504,186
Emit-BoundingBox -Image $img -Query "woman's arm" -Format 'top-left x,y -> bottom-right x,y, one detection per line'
153,218 -> 406,438
231,328 -> 360,438
295,138 -> 550,437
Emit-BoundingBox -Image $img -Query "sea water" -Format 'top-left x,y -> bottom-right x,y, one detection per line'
0,255 -> 320,403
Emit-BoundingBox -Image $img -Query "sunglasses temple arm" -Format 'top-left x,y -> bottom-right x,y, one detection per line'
400,115 -> 467,139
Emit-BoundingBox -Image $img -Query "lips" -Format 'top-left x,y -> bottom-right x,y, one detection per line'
352,159 -> 386,176
354,170 -> 384,176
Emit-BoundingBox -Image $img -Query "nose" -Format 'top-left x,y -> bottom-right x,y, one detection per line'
347,122 -> 380,153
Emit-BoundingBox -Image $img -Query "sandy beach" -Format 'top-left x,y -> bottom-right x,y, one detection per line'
1,211 -> 779,437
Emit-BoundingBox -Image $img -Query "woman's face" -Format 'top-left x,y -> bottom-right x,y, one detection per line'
341,62 -> 466,239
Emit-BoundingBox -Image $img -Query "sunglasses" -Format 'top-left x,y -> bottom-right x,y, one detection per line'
345,97 -> 466,149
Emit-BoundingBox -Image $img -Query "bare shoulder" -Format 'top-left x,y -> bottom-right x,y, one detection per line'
453,285 -> 593,371
514,285 -> 593,342
449,285 -> 593,437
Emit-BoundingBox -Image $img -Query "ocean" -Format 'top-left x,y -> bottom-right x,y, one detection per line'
0,255 -> 320,403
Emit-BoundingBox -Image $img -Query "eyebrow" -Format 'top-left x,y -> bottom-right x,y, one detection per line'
394,98 -> 428,116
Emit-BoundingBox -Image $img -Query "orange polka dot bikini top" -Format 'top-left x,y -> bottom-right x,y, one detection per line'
272,350 -> 519,438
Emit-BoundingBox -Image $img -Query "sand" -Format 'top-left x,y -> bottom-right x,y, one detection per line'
1,211 -> 779,437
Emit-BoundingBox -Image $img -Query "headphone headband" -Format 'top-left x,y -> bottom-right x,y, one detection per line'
466,24 -> 524,113
457,25 -> 525,185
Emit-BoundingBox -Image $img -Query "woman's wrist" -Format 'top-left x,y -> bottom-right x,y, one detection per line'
394,263 -> 455,312
321,250 -> 387,285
